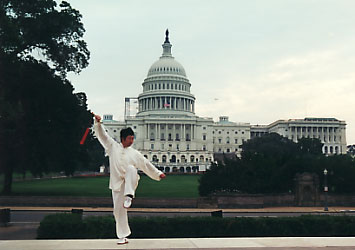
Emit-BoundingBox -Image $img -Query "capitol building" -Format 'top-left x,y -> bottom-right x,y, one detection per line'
102,30 -> 347,173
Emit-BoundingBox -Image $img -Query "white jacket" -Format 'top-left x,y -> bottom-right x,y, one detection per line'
94,121 -> 162,191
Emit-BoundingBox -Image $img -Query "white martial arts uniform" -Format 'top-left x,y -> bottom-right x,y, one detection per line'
94,121 -> 163,238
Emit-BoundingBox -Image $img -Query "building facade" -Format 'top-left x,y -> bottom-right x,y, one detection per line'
102,31 -> 347,172
251,118 -> 347,154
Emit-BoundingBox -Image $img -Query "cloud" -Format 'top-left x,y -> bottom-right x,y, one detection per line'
196,47 -> 355,143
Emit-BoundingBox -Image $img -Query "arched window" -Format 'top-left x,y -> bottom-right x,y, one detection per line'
162,155 -> 167,163
152,155 -> 158,162
181,155 -> 186,163
200,155 -> 204,162
190,155 -> 195,163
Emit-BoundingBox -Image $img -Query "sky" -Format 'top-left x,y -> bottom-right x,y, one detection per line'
66,0 -> 355,145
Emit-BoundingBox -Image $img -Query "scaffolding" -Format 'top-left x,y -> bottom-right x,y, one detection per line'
124,97 -> 138,119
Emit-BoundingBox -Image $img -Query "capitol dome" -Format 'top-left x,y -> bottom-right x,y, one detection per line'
137,30 -> 196,117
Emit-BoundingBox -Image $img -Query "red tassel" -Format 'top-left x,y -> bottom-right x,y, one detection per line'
80,127 -> 90,145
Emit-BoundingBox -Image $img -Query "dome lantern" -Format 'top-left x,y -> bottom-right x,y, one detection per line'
162,29 -> 172,58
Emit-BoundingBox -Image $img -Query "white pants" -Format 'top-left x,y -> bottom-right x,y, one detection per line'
112,165 -> 139,239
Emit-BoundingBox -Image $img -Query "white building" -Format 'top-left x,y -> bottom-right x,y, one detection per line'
102,30 -> 347,172
251,118 -> 347,154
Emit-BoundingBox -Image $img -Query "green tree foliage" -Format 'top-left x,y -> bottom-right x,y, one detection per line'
320,154 -> 355,194
0,1 -> 104,194
0,0 -> 89,76
199,133 -> 355,196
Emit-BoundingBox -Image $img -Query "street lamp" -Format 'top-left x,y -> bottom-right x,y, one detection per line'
323,169 -> 328,211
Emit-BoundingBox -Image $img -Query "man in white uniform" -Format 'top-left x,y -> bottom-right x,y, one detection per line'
93,114 -> 166,244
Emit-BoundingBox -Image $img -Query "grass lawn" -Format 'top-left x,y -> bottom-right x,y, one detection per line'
7,174 -> 201,198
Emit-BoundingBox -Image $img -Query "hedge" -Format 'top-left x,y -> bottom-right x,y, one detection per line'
37,213 -> 355,239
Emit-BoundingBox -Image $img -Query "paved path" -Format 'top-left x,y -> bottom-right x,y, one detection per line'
3,206 -> 355,212
1,237 -> 355,250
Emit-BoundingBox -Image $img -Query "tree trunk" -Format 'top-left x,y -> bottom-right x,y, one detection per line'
0,132 -> 14,194
2,164 -> 13,194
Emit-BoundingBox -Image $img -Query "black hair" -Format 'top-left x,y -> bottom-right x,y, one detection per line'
120,127 -> 134,141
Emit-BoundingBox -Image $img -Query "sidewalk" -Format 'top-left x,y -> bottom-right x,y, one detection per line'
3,206 -> 355,212
1,237 -> 355,250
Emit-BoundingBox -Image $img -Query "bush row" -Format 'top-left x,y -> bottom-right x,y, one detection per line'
37,213 -> 355,239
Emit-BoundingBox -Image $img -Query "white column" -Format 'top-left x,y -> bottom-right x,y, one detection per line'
154,123 -> 156,140
192,125 -> 194,139
146,124 -> 149,139
165,123 -> 168,140
173,124 -> 176,140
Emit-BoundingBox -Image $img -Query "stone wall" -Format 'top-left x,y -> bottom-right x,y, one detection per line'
1,194 -> 355,208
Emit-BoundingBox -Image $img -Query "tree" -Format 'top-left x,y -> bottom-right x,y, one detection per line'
297,138 -> 323,155
320,155 -> 355,194
0,0 -> 89,76
0,0 -> 95,194
198,134 -> 327,196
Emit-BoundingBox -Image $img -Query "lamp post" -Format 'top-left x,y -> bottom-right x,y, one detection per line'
323,169 -> 328,211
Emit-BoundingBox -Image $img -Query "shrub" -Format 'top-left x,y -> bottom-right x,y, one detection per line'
37,213 -> 85,239
37,214 -> 355,239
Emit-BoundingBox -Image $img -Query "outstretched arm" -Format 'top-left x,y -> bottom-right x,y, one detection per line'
93,113 -> 115,151
138,153 -> 165,181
